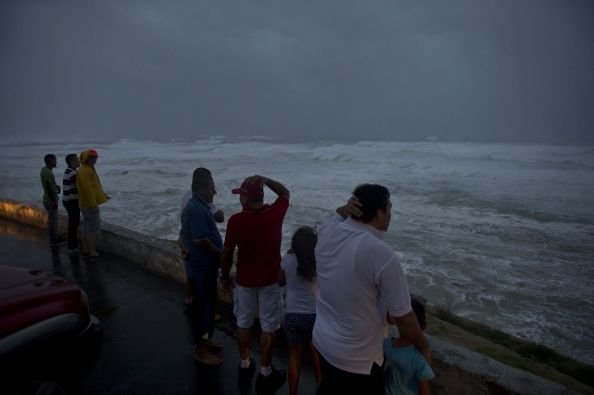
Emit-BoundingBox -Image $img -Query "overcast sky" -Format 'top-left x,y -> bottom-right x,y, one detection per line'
1,0 -> 593,143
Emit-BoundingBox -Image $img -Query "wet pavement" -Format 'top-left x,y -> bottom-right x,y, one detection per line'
0,218 -> 319,394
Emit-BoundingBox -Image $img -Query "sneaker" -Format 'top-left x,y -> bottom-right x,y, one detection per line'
238,358 -> 255,393
255,366 -> 286,394
49,239 -> 66,247
67,248 -> 80,254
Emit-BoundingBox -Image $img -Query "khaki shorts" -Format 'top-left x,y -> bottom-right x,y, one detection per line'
233,283 -> 284,332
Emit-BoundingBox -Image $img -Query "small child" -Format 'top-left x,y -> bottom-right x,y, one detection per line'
384,298 -> 435,395
279,226 -> 322,395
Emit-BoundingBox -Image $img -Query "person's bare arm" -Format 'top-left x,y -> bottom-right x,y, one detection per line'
336,196 -> 363,218
418,379 -> 431,395
220,248 -> 235,290
388,310 -> 432,364
244,175 -> 290,199
278,269 -> 286,287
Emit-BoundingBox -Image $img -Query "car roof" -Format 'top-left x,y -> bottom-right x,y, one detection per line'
0,265 -> 83,337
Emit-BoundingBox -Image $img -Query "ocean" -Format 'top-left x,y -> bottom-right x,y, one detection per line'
1,137 -> 593,364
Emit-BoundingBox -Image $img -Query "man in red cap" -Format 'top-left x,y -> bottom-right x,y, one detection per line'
76,149 -> 109,260
221,175 -> 290,394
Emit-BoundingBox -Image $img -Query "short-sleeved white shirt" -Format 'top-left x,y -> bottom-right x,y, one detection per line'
281,252 -> 318,314
312,214 -> 411,375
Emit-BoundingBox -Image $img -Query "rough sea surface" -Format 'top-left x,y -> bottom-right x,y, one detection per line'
1,137 -> 593,364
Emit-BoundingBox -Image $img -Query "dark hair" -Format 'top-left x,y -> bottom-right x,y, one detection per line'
352,184 -> 390,223
411,298 -> 427,330
291,226 -> 317,281
65,153 -> 77,166
246,195 -> 264,205
44,154 -> 56,166
191,168 -> 212,193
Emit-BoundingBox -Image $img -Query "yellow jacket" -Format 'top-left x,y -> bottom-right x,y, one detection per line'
77,151 -> 108,209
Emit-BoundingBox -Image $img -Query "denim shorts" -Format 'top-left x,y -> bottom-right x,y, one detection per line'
81,208 -> 101,234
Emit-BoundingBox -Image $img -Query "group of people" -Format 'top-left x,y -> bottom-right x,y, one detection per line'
180,167 -> 435,395
40,149 -> 108,260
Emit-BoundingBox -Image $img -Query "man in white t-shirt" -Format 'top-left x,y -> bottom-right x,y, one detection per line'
313,184 -> 431,395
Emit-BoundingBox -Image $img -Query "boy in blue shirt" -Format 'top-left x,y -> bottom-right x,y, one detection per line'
384,298 -> 435,395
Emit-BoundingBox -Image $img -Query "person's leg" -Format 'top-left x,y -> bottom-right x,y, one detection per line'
49,206 -> 59,242
283,313 -> 303,395
233,285 -> 257,391
237,327 -> 253,360
184,278 -> 193,304
87,234 -> 97,255
80,209 -> 89,254
287,343 -> 304,395
189,274 -> 221,365
44,201 -> 59,243
64,201 -> 79,250
309,341 -> 322,384
204,268 -> 218,340
317,353 -> 342,395
87,209 -> 101,256
317,353 -> 383,395
255,284 -> 285,393
233,284 -> 257,361
368,363 -> 385,395
257,283 -> 283,369
259,329 -> 276,368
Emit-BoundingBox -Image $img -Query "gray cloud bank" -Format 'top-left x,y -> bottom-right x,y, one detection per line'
1,0 -> 593,143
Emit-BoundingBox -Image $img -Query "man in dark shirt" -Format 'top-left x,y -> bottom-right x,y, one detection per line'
180,168 -> 223,365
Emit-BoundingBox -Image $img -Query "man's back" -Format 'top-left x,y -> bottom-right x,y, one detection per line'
313,214 -> 411,375
225,196 -> 289,287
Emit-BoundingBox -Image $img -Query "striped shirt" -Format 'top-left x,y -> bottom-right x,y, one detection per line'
62,167 -> 78,202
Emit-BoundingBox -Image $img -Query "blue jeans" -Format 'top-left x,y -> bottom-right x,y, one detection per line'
43,201 -> 59,243
187,269 -> 218,341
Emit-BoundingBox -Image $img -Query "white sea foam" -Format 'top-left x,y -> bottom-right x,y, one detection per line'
1,138 -> 593,364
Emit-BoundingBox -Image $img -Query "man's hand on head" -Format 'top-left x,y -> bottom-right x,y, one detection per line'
346,196 -> 363,218
337,196 -> 363,219
244,175 -> 267,186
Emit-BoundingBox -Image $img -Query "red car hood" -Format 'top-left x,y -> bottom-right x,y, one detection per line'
0,265 -> 84,338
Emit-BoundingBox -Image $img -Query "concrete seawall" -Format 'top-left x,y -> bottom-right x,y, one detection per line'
0,199 -> 185,282
0,199 -> 582,395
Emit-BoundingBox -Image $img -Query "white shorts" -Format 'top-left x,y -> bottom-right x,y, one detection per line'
233,283 -> 284,332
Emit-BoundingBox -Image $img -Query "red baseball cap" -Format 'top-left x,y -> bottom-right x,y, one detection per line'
232,180 -> 263,198
87,149 -> 99,157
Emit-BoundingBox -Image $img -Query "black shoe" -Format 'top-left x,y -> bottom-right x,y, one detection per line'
255,366 -> 286,394
237,358 -> 255,393
49,238 -> 66,247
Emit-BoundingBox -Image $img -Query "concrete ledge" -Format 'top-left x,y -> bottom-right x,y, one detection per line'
428,335 -> 579,395
0,199 -> 185,282
0,199 -> 585,394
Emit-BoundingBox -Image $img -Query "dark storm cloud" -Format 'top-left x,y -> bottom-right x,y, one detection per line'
1,0 -> 593,142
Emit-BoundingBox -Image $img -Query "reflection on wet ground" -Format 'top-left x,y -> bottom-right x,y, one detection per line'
0,218 -> 317,394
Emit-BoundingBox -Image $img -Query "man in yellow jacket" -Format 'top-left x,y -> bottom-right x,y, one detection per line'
77,149 -> 109,260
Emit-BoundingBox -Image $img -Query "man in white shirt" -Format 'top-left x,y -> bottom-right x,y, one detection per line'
313,184 -> 431,395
